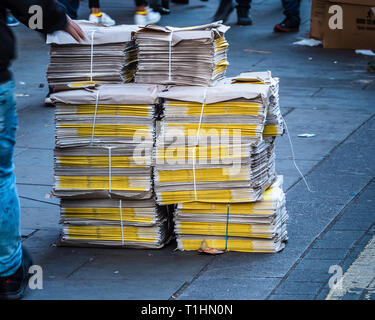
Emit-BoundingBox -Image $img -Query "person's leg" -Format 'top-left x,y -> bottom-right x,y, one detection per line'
282,0 -> 300,21
134,0 -> 161,26
57,0 -> 80,19
235,0 -> 252,25
274,0 -> 300,32
212,0 -> 235,23
0,80 -> 22,279
88,0 -> 115,26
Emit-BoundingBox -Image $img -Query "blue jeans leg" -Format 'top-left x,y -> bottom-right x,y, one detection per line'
0,80 -> 22,277
282,0 -> 300,20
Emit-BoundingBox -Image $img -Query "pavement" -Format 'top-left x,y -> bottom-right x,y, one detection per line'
8,0 -> 375,300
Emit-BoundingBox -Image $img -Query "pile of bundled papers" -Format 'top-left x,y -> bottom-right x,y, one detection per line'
59,199 -> 174,248
230,71 -> 284,136
154,84 -> 276,205
51,84 -> 173,248
46,21 -> 139,91
175,176 -> 287,253
52,84 -> 156,148
135,22 -> 229,86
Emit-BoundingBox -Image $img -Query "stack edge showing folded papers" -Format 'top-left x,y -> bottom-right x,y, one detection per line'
51,84 -> 158,148
135,22 -> 230,86
175,176 -> 288,253
59,199 -> 174,249
230,71 -> 284,136
46,21 -> 139,91
154,84 -> 276,205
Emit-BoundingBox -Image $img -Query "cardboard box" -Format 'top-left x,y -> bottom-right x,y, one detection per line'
310,0 -> 327,40
310,0 -> 375,49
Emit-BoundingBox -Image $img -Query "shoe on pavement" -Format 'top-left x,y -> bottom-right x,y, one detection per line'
0,247 -> 33,300
212,0 -> 234,23
274,17 -> 300,33
236,6 -> 253,26
151,5 -> 170,15
89,12 -> 116,26
134,7 -> 161,26
172,0 -> 189,4
6,16 -> 20,27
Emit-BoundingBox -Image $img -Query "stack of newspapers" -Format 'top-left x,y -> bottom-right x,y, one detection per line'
50,84 -> 173,248
46,21 -> 139,91
230,71 -> 284,137
153,80 -> 287,253
134,22 -> 229,86
154,84 -> 276,205
174,176 -> 287,253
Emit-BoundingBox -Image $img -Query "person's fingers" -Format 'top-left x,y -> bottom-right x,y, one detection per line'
68,26 -> 81,43
64,15 -> 86,42
72,21 -> 87,41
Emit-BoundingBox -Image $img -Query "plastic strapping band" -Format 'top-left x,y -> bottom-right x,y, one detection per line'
225,203 -> 230,251
90,30 -> 96,81
192,88 -> 208,201
91,90 -> 99,145
106,146 -> 113,194
119,199 -> 124,246
281,115 -> 313,193
168,31 -> 174,82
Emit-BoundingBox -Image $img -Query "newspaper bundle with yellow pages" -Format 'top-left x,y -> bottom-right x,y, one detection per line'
154,84 -> 276,205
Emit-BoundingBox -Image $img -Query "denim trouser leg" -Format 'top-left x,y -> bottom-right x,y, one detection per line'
282,0 -> 300,20
57,0 -> 80,19
0,80 -> 22,277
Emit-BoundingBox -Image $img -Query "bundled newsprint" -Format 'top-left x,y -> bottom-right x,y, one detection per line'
153,80 -> 287,253
46,21 -> 139,91
230,71 -> 284,136
154,84 -> 276,205
175,176 -> 287,253
50,84 -> 173,248
135,22 -> 229,86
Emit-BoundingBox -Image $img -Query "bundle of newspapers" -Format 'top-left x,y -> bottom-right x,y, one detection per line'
230,71 -> 284,136
50,83 -> 173,248
154,84 -> 276,205
134,22 -> 229,86
175,176 -> 287,253
59,198 -> 174,248
46,21 -> 139,91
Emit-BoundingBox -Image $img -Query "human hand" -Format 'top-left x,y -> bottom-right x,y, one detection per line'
64,15 -> 86,42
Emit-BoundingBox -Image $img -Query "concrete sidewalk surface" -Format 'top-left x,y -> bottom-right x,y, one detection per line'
6,0 -> 375,299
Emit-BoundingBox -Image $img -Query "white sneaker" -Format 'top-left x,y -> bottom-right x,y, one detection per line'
89,12 -> 116,26
134,7 -> 161,26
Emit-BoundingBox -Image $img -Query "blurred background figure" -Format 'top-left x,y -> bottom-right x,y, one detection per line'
150,0 -> 170,15
273,0 -> 301,33
171,0 -> 209,5
134,0 -> 161,25
212,0 -> 252,25
57,0 -> 116,26
213,0 -> 301,31
6,15 -> 19,27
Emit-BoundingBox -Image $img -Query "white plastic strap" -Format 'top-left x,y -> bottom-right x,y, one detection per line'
192,88 -> 208,201
90,90 -> 99,144
90,30 -> 96,81
168,31 -> 174,82
282,115 -> 313,193
106,146 -> 113,193
119,199 -> 124,246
